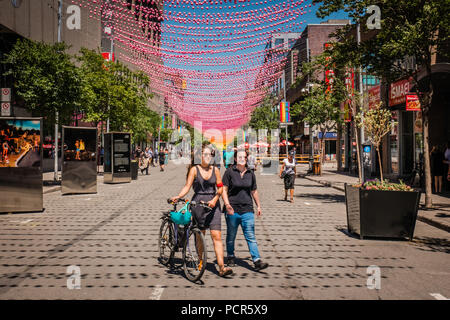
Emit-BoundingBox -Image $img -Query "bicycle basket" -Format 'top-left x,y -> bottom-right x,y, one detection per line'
170,209 -> 192,225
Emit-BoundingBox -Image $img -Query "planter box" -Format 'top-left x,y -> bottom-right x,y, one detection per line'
345,184 -> 420,240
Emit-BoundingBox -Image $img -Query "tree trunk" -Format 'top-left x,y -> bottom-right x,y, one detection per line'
336,123 -> 342,172
377,148 -> 383,182
421,62 -> 434,209
320,136 -> 326,164
423,113 -> 432,208
354,122 -> 363,184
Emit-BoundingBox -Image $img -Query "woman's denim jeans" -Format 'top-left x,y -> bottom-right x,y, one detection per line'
225,212 -> 261,262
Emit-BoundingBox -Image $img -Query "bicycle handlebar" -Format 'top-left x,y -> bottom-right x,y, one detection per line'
167,198 -> 212,210
167,198 -> 188,204
191,200 -> 213,211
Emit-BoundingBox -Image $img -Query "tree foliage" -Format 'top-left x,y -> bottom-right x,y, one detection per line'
312,0 -> 450,206
2,40 -> 161,145
77,48 -> 159,144
2,39 -> 82,132
355,102 -> 396,181
248,94 -> 280,130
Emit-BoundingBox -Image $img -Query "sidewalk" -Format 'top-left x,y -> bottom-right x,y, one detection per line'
297,162 -> 450,233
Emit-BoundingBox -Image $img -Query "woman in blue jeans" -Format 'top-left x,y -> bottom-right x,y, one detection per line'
222,149 -> 269,271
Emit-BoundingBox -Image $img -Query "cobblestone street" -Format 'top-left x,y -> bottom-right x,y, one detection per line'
0,163 -> 449,300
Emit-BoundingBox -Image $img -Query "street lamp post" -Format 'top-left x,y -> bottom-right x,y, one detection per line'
54,0 -> 63,182
357,23 -> 365,182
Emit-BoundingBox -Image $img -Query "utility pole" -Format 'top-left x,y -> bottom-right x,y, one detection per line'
357,23 -> 365,181
283,70 -> 288,158
54,0 -> 62,182
306,38 -> 314,173
106,0 -> 114,133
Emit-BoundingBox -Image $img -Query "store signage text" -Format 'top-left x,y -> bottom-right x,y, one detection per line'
389,78 -> 411,106
368,85 -> 381,109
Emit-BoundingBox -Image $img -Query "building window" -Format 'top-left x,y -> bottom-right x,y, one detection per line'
390,111 -> 399,174
275,38 -> 284,48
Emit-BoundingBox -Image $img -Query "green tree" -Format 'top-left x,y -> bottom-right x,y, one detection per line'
355,102 -> 396,182
291,52 -> 346,164
313,0 -> 450,207
248,94 -> 280,130
2,39 -> 82,132
291,84 -> 343,164
77,48 -> 158,143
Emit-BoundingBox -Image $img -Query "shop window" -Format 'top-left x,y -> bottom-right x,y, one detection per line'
390,111 -> 399,174
401,111 -> 414,174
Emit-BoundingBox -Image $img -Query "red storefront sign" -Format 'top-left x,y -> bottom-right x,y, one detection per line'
389,78 -> 411,106
406,94 -> 421,111
368,85 -> 381,109
101,52 -> 115,62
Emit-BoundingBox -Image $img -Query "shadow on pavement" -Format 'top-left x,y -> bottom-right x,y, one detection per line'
412,237 -> 450,254
294,184 -> 327,188
336,227 -> 361,240
336,227 -> 417,242
295,193 -> 345,203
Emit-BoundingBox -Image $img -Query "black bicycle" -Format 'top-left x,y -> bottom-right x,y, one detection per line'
158,198 -> 211,282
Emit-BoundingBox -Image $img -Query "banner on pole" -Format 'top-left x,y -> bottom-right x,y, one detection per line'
279,101 -> 290,123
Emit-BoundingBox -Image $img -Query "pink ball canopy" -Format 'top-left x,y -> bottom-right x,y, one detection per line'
76,0 -> 314,133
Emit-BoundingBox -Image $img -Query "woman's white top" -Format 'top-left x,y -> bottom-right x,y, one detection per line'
283,158 -> 296,175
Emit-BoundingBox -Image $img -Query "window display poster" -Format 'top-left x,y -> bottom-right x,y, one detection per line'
63,127 -> 97,162
113,134 -> 130,173
0,119 -> 41,168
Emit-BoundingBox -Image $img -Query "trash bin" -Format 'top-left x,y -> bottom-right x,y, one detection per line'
313,162 -> 322,175
131,160 -> 138,180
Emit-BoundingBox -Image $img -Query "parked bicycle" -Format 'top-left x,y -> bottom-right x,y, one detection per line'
158,198 -> 211,282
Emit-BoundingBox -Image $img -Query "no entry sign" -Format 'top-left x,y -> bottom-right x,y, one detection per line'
1,88 -> 11,102
1,102 -> 11,116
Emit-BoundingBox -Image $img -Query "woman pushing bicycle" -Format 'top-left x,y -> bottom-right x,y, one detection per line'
170,143 -> 233,277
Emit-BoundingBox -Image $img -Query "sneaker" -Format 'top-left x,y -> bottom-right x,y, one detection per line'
254,259 -> 268,271
226,256 -> 236,267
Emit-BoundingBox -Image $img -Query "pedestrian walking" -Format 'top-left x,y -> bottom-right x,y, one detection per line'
170,143 -> 233,277
139,147 -> 150,175
134,146 -> 142,160
431,145 -> 445,193
222,149 -> 268,271
159,147 -> 166,171
164,148 -> 169,166
445,142 -> 450,182
153,147 -> 159,166
149,147 -> 156,167
280,151 -> 296,203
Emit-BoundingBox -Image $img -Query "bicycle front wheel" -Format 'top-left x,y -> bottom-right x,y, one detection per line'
182,228 -> 207,282
159,218 -> 175,266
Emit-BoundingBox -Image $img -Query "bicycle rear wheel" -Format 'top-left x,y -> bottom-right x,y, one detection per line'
159,218 -> 175,266
182,227 -> 207,282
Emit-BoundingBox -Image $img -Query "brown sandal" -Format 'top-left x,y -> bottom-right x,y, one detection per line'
219,267 -> 233,277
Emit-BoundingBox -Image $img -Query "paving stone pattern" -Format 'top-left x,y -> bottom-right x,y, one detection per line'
0,163 -> 449,300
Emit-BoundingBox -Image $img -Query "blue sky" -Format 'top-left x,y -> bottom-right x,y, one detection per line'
161,0 -> 349,72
